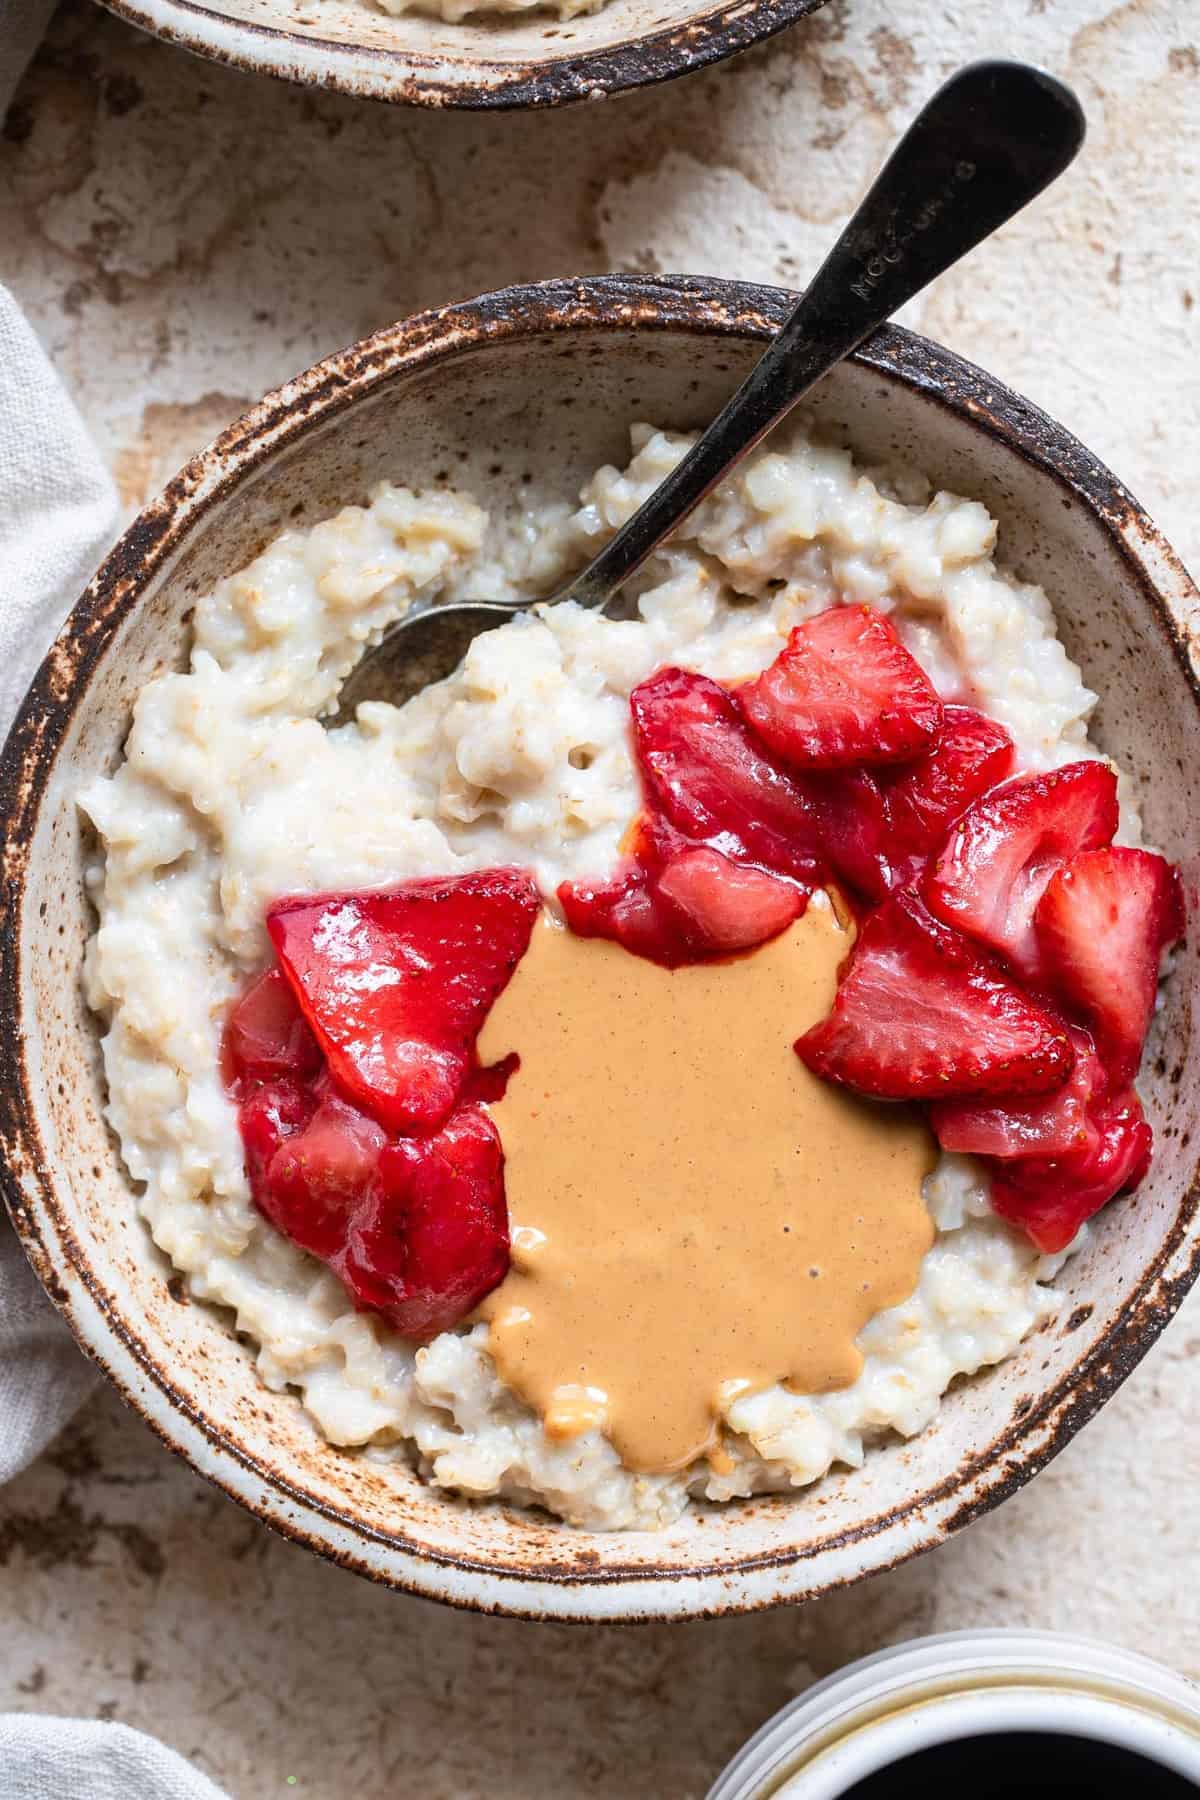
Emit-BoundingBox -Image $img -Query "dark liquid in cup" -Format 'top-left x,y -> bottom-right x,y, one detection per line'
840,1730 -> 1198,1797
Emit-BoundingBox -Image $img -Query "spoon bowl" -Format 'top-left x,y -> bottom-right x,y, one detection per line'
333,600 -> 518,718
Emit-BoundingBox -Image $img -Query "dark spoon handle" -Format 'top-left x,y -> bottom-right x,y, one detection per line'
568,59 -> 1085,615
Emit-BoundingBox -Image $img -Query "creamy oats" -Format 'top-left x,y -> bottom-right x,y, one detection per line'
369,0 -> 599,26
81,424 -> 1119,1531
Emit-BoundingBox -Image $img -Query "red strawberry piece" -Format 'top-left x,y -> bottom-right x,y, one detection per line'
340,1103 -> 509,1342
795,887 -> 1075,1101
239,1071 -> 509,1338
559,814 -> 804,967
462,1052 -> 522,1106
806,768 -> 890,903
1035,846 -> 1185,1086
238,1076 -> 315,1191
254,1079 -> 388,1263
931,1026 -> 1102,1159
268,869 -> 541,1134
989,1087 -> 1152,1254
880,707 -> 1015,853
559,858 -> 668,965
815,706 -> 1015,901
224,965 -> 322,1083
558,814 -> 679,964
630,667 -> 823,885
655,845 -> 805,952
925,760 -> 1119,980
737,605 -> 944,769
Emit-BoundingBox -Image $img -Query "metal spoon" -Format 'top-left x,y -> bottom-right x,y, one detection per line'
334,60 -> 1084,720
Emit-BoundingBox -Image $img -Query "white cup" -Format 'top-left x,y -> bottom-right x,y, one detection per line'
707,1630 -> 1200,1799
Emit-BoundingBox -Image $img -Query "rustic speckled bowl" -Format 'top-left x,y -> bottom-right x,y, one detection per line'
3,275 -> 1199,1621
97,0 -> 827,108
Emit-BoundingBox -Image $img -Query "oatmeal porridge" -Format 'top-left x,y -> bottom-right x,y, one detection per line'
79,423 -> 1179,1530
370,0 -> 599,26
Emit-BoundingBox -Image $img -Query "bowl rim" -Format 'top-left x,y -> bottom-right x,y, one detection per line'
3,273 -> 1199,1622
94,0 -> 829,109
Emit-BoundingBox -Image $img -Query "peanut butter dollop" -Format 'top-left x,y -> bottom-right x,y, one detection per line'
477,900 -> 935,1474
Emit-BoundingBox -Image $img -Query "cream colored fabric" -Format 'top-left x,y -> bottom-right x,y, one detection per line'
0,1717 -> 230,1800
0,18 -> 241,1798
0,5 -> 117,1487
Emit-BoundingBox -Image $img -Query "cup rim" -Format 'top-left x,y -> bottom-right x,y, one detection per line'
2,276 -> 1199,1621
707,1629 -> 1200,1798
786,1693 -> 1200,1800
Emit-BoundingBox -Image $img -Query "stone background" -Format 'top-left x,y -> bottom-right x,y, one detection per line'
1,1 -> 1198,1794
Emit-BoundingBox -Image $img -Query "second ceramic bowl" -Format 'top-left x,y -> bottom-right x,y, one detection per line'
97,0 -> 828,108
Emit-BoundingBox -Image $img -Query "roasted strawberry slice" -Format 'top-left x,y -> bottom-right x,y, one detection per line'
925,760 -> 1119,979
560,815 -> 804,967
931,1027 -> 1102,1159
268,870 -> 541,1134
559,813 -> 683,965
559,858 -> 668,965
655,845 -> 805,952
462,1052 -> 521,1106
243,1077 -> 507,1337
231,875 -> 523,1339
737,605 -> 944,769
806,770 -> 891,902
630,667 -> 822,885
225,965 -> 322,1082
238,1076 -> 315,1191
1035,846 -> 1185,1086
339,1103 -> 509,1342
989,1087 -> 1152,1254
254,1081 -> 389,1262
815,706 -> 1015,900
796,888 -> 1075,1101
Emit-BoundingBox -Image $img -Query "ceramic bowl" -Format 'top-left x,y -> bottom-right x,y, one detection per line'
3,275 -> 1198,1622
96,0 -> 827,108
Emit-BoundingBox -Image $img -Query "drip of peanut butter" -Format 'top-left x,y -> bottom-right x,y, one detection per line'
476,900 -> 935,1475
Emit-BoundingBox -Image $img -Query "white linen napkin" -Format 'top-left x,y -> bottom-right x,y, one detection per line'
0,18 -> 235,1798
0,288 -> 240,1800
0,1718 -> 229,1800
0,0 -> 115,1480
0,276 -> 116,1483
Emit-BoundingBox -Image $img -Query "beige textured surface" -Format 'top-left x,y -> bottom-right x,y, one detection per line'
1,1 -> 1198,1794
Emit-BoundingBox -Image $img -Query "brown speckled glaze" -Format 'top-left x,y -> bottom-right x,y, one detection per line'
96,0 -> 829,109
2,276 -> 1198,1621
